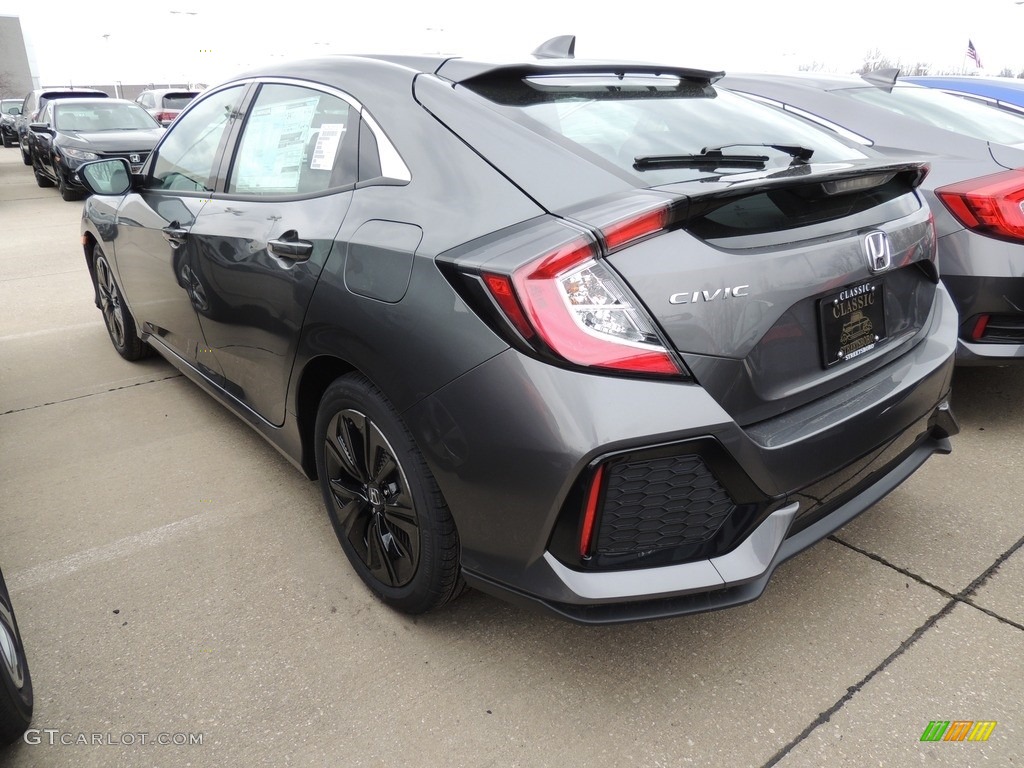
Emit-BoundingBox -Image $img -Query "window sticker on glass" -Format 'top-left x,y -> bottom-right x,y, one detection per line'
233,96 -> 319,192
311,124 -> 345,170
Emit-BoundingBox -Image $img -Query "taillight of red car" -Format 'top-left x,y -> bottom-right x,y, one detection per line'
481,205 -> 684,377
936,169 -> 1024,241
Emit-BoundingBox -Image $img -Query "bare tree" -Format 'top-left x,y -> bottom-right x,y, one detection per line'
857,49 -> 898,74
856,50 -> 932,77
798,60 -> 830,72
999,67 -> 1015,78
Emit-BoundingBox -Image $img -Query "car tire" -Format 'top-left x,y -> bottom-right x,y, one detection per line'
1,134 -> 14,148
56,170 -> 80,202
33,164 -> 53,188
20,142 -> 31,165
0,568 -> 33,747
92,246 -> 150,361
315,373 -> 464,614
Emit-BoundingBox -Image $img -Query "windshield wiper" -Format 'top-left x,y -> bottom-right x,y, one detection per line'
633,143 -> 814,171
704,143 -> 815,162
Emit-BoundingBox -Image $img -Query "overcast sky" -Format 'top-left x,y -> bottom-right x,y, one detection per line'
4,0 -> 1024,88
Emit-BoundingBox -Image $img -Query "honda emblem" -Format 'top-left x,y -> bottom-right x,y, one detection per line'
864,231 -> 891,273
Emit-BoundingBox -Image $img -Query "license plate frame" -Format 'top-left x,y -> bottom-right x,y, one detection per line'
818,280 -> 887,368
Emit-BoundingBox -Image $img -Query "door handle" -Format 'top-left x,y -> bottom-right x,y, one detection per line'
161,222 -> 188,248
268,232 -> 313,261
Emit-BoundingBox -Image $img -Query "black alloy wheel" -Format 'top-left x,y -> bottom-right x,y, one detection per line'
315,374 -> 463,614
93,247 -> 149,361
0,569 -> 33,746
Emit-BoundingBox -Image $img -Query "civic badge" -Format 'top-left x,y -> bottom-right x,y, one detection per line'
130,153 -> 141,164
864,230 -> 891,273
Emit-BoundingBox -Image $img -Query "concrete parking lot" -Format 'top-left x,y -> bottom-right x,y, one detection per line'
1,147 -> 1021,767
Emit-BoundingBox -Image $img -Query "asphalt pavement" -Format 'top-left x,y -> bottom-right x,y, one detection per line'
1,147 -> 1021,768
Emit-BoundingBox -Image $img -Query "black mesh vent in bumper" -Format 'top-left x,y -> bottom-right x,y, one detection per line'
980,314 -> 1024,343
595,456 -> 736,556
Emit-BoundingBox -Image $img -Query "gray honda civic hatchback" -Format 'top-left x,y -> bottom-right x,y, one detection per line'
77,39 -> 959,623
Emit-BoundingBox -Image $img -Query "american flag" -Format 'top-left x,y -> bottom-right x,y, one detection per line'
967,39 -> 982,68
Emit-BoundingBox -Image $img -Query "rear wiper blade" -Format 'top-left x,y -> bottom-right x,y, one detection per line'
704,143 -> 815,162
633,143 -> 815,172
633,150 -> 768,171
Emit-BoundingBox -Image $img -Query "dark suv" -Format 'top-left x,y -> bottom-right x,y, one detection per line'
76,40 -> 959,623
16,87 -> 108,165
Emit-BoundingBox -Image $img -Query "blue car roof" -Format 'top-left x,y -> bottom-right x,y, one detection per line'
902,76 -> 1024,106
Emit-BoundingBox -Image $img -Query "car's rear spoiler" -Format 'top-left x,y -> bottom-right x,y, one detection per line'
663,158 -> 930,204
435,58 -> 725,87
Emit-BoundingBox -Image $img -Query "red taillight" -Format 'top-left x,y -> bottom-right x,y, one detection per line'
155,111 -> 177,123
579,464 -> 606,558
936,169 -> 1024,241
603,207 -> 668,251
481,209 -> 682,377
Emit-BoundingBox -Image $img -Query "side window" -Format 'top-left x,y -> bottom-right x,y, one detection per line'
139,93 -> 152,109
150,85 -> 245,193
358,118 -> 382,180
227,83 -> 356,196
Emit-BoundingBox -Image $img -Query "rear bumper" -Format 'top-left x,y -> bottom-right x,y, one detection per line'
407,283 -> 958,623
464,422 -> 952,624
937,230 -> 1024,364
945,274 -> 1024,364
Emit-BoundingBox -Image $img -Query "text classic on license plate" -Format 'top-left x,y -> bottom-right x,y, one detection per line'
818,280 -> 887,368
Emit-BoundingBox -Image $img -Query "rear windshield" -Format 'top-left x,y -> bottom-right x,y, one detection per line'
161,93 -> 198,109
465,74 -> 867,184
43,91 -> 108,100
846,85 -> 1024,145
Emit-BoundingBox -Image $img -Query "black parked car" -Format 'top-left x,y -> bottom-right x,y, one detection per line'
30,98 -> 164,201
720,71 -> 1024,365
0,568 -> 32,746
76,39 -> 958,623
0,98 -> 23,148
16,87 -> 108,165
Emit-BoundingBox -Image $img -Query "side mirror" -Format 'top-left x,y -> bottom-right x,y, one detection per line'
79,158 -> 133,196
8,106 -> 21,115
29,122 -> 53,135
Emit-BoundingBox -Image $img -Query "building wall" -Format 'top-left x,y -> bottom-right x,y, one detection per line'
0,15 -> 34,98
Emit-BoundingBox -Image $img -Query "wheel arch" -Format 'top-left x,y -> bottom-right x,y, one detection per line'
294,354 -> 359,479
82,231 -> 101,308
